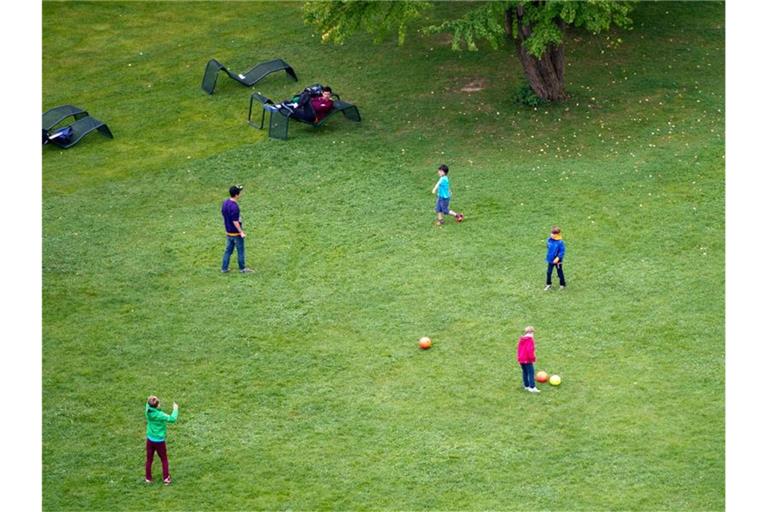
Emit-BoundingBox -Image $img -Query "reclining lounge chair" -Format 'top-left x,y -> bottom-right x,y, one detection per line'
43,105 -> 90,143
43,105 -> 89,132
43,110 -> 114,149
248,88 -> 361,140
201,58 -> 298,95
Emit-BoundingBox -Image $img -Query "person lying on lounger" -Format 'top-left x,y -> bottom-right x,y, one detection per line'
282,85 -> 334,123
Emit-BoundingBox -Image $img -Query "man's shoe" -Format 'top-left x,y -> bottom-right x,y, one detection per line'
145,479 -> 152,484
544,285 -> 551,291
240,268 -> 254,273
221,269 -> 230,273
560,285 -> 566,290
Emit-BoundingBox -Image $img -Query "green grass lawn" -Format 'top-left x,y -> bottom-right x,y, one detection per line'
42,1 -> 724,510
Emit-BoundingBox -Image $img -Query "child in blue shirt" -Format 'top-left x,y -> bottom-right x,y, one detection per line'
545,226 -> 566,290
431,164 -> 464,225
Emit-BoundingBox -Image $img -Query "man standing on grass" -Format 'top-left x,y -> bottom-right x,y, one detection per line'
221,185 -> 254,273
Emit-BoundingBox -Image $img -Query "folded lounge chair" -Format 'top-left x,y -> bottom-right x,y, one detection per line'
201,58 -> 298,95
248,87 -> 361,140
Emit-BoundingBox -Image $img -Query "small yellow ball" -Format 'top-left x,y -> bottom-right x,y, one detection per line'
549,374 -> 562,386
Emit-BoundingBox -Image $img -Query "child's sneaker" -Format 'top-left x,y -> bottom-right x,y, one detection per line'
544,285 -> 551,291
145,479 -> 152,484
455,213 -> 465,223
528,387 -> 540,393
163,477 -> 172,486
559,285 -> 566,290
435,219 -> 445,226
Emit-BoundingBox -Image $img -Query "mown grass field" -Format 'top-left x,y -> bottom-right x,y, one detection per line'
42,1 -> 724,510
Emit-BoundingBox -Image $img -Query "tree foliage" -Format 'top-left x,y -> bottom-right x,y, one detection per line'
304,1 -> 634,101
305,0 -> 632,54
303,0 -> 431,45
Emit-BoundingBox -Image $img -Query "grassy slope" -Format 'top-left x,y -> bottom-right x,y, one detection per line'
43,1 -> 724,510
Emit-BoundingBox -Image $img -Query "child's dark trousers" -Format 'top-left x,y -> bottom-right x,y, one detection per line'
546,263 -> 566,286
145,439 -> 170,481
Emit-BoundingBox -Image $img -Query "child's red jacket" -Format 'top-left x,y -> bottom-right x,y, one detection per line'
517,335 -> 536,364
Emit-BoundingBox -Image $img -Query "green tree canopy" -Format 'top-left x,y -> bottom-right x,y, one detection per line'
304,0 -> 634,101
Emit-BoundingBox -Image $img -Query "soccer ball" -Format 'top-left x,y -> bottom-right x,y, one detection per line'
549,374 -> 561,386
535,371 -> 549,383
419,336 -> 432,350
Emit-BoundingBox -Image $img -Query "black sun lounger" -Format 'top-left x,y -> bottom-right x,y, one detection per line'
46,115 -> 114,149
248,89 -> 361,140
43,105 -> 90,143
43,105 -> 89,132
201,58 -> 298,94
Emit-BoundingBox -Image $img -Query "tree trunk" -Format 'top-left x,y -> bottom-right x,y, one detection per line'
505,6 -> 566,102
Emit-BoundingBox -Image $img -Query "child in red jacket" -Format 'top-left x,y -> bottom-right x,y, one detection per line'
517,326 -> 539,393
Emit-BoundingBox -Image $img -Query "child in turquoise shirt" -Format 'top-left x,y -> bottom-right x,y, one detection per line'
431,164 -> 465,225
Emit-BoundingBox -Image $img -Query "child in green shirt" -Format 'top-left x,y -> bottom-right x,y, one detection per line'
144,395 -> 179,484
